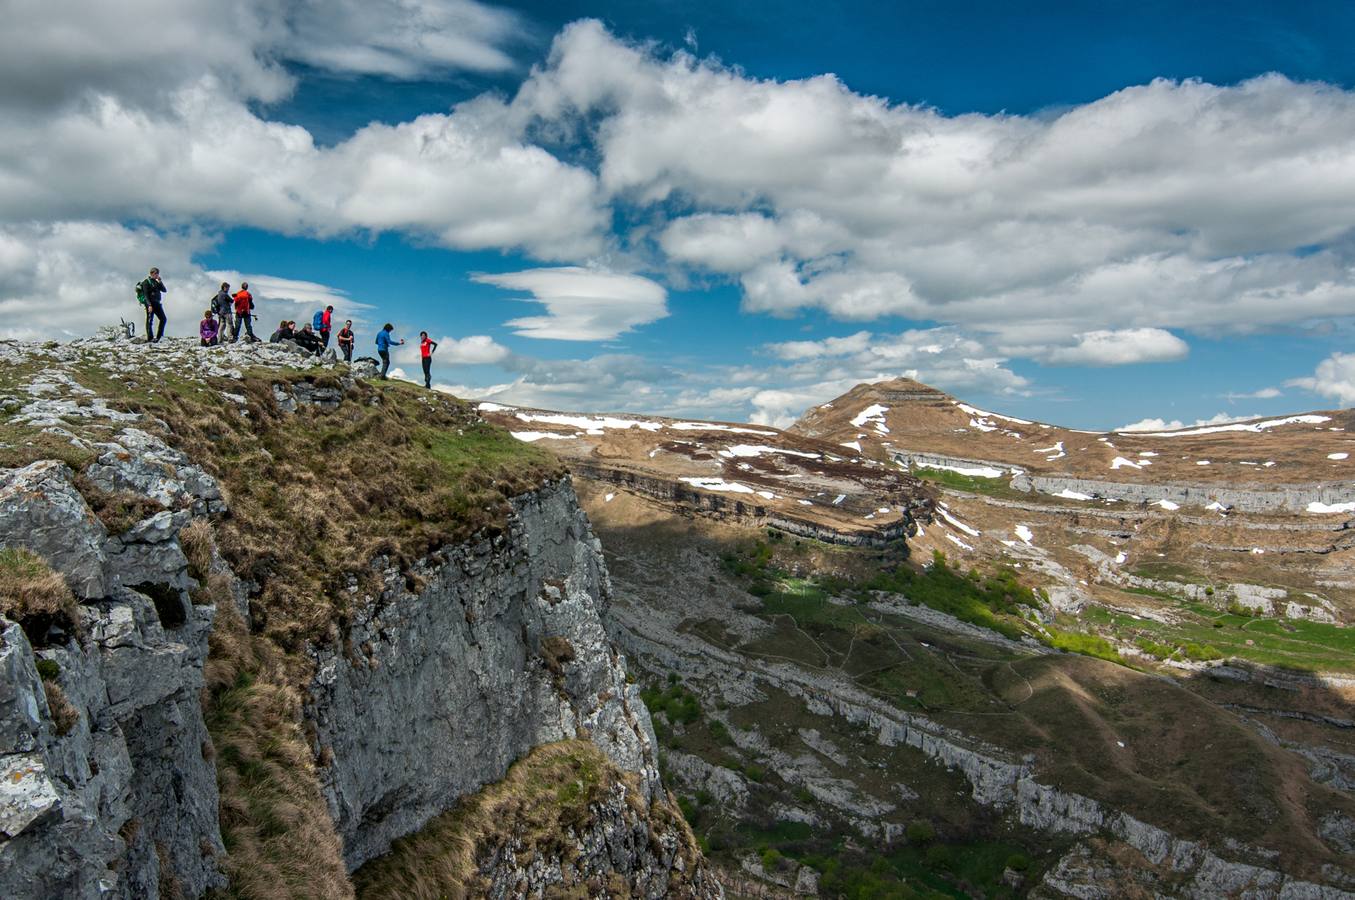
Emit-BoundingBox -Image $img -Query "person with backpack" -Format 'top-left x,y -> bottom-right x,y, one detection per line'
419,331 -> 438,389
199,309 -> 219,346
315,305 -> 334,349
138,267 -> 167,343
212,283 -> 233,338
375,324 -> 404,380
337,320 -> 355,362
232,282 -> 257,342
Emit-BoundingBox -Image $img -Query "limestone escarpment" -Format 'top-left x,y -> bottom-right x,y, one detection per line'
0,337 -> 718,899
310,479 -> 665,870
0,434 -> 227,899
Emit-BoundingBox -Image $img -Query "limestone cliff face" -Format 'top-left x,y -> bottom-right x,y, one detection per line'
309,479 -> 665,870
0,438 -> 227,899
0,338 -> 716,899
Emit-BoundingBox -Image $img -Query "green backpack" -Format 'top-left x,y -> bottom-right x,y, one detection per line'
135,280 -> 147,306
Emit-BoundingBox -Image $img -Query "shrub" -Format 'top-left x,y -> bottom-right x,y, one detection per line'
1046,627 -> 1120,663
905,819 -> 936,843
1005,853 -> 1031,872
35,658 -> 60,680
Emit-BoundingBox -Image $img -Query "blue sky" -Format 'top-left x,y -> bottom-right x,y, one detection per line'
5,1 -> 1355,428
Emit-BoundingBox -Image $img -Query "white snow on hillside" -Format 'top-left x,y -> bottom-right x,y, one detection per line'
1034,441 -> 1065,459
851,404 -> 890,434
511,431 -> 579,442
1014,524 -> 1034,545
1328,452 -> 1349,460
719,444 -> 820,460
514,411 -> 664,433
1307,500 -> 1355,514
1110,456 -> 1142,470
671,421 -> 778,435
913,460 -> 1007,479
680,477 -> 755,494
841,440 -> 862,452
954,402 -> 1033,425
1054,488 -> 1094,500
937,504 -> 980,536
1156,499 -> 1180,511
1124,414 -> 1330,437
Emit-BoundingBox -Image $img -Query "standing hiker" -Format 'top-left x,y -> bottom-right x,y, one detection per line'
318,305 -> 334,349
232,282 -> 256,342
138,267 -> 167,343
375,323 -> 403,380
212,283 -> 233,339
419,331 -> 438,389
337,320 -> 355,363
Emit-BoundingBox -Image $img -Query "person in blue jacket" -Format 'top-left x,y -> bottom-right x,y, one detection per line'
375,323 -> 404,379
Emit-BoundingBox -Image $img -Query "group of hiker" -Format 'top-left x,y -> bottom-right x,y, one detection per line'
137,267 -> 442,388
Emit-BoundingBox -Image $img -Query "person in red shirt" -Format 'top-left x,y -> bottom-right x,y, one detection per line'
232,282 -> 257,342
320,305 -> 334,349
419,331 -> 438,389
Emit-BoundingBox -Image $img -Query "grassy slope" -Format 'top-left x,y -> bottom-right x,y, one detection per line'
1,356 -> 564,898
595,515 -> 1354,891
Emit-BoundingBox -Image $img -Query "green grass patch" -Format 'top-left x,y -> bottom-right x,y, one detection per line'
1045,627 -> 1121,663
909,466 -> 1022,500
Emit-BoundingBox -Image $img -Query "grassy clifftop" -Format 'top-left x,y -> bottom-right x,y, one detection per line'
0,339 -> 570,898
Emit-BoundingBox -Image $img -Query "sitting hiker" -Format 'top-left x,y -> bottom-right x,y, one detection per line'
293,323 -> 323,353
199,310 -> 219,346
269,320 -> 294,343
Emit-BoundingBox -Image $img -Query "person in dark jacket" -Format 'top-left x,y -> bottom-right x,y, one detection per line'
419,331 -> 438,389
294,323 -> 323,354
212,283 -> 233,338
140,267 -> 167,343
336,320 -> 355,363
375,323 -> 404,379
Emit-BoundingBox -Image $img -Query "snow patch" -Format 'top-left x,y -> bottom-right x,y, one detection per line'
1014,525 -> 1034,545
1328,452 -> 1349,460
840,440 -> 862,452
1125,414 -> 1330,437
944,533 -> 974,551
1110,456 -> 1142,470
1054,489 -> 1094,501
511,431 -> 578,442
719,444 -> 821,460
1306,501 -> 1355,514
680,477 -> 756,494
937,505 -> 980,537
1156,499 -> 1180,511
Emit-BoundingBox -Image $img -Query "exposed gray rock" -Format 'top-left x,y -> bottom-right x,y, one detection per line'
0,461 -> 108,599
475,778 -> 720,899
310,479 -> 665,870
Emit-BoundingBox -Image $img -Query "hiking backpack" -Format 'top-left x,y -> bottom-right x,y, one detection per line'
135,280 -> 147,306
313,310 -> 325,330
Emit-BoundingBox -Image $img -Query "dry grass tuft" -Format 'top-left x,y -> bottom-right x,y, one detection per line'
352,741 -> 612,900
540,635 -> 576,681
0,547 -> 79,646
353,741 -> 707,900
180,518 -> 215,583
42,680 -> 78,736
205,601 -> 353,900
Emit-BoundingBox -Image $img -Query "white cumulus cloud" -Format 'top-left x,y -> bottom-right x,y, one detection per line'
1287,352 -> 1355,407
474,266 -> 669,340
1042,328 -> 1189,366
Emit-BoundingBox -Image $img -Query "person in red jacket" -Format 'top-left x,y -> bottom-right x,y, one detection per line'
419,331 -> 438,389
232,282 -> 257,342
320,305 -> 334,349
